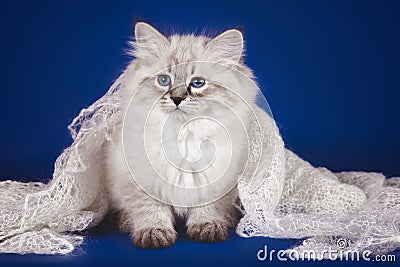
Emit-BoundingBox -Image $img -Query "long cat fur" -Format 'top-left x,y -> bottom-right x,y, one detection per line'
103,22 -> 258,248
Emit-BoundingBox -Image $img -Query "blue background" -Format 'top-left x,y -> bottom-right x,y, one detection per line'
0,0 -> 399,266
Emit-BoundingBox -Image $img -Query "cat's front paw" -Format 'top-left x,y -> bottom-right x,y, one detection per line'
133,228 -> 177,249
187,221 -> 229,242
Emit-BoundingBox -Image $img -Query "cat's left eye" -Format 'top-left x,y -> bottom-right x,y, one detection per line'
157,74 -> 171,87
190,77 -> 206,88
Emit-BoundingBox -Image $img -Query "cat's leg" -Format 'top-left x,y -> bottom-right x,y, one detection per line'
117,209 -> 132,234
105,140 -> 177,248
186,191 -> 238,242
117,187 -> 177,249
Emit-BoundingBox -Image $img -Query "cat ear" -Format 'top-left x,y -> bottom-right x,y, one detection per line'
207,29 -> 244,62
134,22 -> 169,59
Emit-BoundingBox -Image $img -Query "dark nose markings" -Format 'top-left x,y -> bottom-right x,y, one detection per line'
170,96 -> 186,106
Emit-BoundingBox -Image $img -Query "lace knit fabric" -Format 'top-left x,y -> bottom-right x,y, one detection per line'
0,83 -> 399,256
238,108 -> 400,257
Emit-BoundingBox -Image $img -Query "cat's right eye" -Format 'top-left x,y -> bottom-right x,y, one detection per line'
157,75 -> 171,87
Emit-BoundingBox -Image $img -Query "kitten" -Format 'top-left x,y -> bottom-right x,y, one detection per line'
104,22 -> 258,248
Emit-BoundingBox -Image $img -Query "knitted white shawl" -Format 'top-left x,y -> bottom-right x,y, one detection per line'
0,74 -> 399,258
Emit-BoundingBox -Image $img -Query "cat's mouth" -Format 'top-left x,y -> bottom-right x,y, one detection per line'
161,102 -> 200,115
171,107 -> 187,114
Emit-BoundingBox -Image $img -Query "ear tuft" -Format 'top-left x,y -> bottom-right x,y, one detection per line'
133,22 -> 169,60
234,26 -> 243,33
134,22 -> 166,44
206,29 -> 244,63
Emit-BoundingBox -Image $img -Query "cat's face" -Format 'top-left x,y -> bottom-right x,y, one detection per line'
128,22 -> 257,119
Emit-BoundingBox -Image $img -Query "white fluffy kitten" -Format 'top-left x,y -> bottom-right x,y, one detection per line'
104,22 -> 258,248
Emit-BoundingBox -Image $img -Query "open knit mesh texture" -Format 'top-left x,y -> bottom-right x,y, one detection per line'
0,82 -> 399,256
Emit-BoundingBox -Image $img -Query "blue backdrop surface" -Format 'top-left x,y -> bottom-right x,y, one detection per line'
0,0 -> 399,266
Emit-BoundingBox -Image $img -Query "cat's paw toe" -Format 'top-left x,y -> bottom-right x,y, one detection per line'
133,228 -> 177,249
187,222 -> 229,242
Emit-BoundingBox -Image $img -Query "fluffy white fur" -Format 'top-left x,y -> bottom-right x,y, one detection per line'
104,22 -> 258,248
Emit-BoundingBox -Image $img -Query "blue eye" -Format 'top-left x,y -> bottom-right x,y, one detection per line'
158,75 -> 171,86
190,77 -> 206,88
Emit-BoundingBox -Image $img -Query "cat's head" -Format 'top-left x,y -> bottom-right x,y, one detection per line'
122,22 -> 258,120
